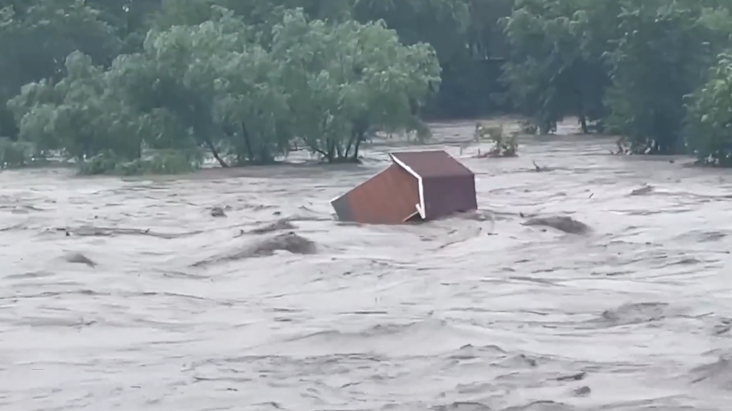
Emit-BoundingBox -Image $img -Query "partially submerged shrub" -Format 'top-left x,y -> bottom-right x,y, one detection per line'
489,132 -> 518,157
79,150 -> 201,175
474,122 -> 502,142
474,123 -> 519,157
518,119 -> 538,134
0,138 -> 45,169
685,52 -> 732,166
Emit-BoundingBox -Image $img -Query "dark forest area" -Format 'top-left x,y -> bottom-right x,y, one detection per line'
2,0 -> 732,174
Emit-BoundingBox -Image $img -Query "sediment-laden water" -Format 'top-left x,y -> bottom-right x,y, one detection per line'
2,120 -> 732,410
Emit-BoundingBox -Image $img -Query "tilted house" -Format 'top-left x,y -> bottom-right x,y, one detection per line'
331,150 -> 478,224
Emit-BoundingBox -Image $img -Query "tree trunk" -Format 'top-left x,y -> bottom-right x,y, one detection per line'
344,132 -> 355,158
327,138 -> 334,163
335,141 -> 343,159
352,132 -> 364,160
579,115 -> 589,134
203,138 -> 228,167
242,122 -> 254,162
576,88 -> 589,134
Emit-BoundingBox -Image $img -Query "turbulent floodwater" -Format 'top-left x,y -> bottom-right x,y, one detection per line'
2,120 -> 732,411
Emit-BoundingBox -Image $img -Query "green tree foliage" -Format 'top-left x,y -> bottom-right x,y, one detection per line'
353,0 -> 509,118
272,10 -> 441,162
6,4 -> 439,172
499,0 -> 732,159
501,0 -> 613,133
7,0 -> 732,173
603,0 -> 717,154
0,0 -> 120,138
686,52 -> 732,166
8,50 -> 203,174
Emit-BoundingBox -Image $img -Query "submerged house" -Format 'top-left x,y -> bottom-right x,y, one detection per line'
331,150 -> 478,224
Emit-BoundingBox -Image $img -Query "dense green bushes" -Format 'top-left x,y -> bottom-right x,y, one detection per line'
4,0 -> 732,173
4,6 -> 439,173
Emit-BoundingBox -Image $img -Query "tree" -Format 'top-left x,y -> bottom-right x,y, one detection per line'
6,6 -> 440,171
132,8 -> 292,166
152,0 -> 352,41
500,0 -> 611,133
685,52 -> 732,166
353,0 -> 491,118
10,0 -> 732,173
271,9 -> 441,162
604,0 -> 716,154
0,0 -> 121,139
7,51 -> 200,174
9,7 -> 290,170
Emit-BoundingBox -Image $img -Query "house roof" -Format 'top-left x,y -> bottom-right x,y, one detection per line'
330,149 -> 477,225
390,150 -> 474,178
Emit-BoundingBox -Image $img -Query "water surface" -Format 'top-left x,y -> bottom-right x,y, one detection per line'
2,120 -> 732,410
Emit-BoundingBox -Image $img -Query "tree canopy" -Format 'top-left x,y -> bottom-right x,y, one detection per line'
3,0 -> 732,172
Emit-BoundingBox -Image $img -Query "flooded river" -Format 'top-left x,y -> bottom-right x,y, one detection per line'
2,120 -> 732,410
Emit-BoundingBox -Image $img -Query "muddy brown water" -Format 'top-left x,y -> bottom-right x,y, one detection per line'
2,119 -> 732,410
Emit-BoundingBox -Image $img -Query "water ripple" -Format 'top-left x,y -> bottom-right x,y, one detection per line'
2,120 -> 732,410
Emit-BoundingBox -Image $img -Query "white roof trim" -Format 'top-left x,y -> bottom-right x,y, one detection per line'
389,153 -> 426,220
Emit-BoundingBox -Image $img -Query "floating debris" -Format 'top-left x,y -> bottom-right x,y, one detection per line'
210,207 -> 226,217
57,225 -> 197,239
249,219 -> 296,235
573,386 -> 591,397
331,150 -> 477,224
556,371 -> 586,382
250,232 -> 317,257
532,160 -> 551,172
65,252 -> 96,267
630,185 -> 654,195
523,215 -> 591,234
192,232 -> 317,266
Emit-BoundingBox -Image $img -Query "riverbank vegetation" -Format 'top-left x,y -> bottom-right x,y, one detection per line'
2,0 -> 732,173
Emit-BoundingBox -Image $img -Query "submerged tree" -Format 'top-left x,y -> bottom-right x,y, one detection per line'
7,6 -> 440,171
8,0 -> 732,172
132,8 -> 293,166
8,51 -> 202,174
604,0 -> 716,154
500,0 -> 612,134
685,52 -> 732,166
271,9 -> 441,163
0,0 -> 121,139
